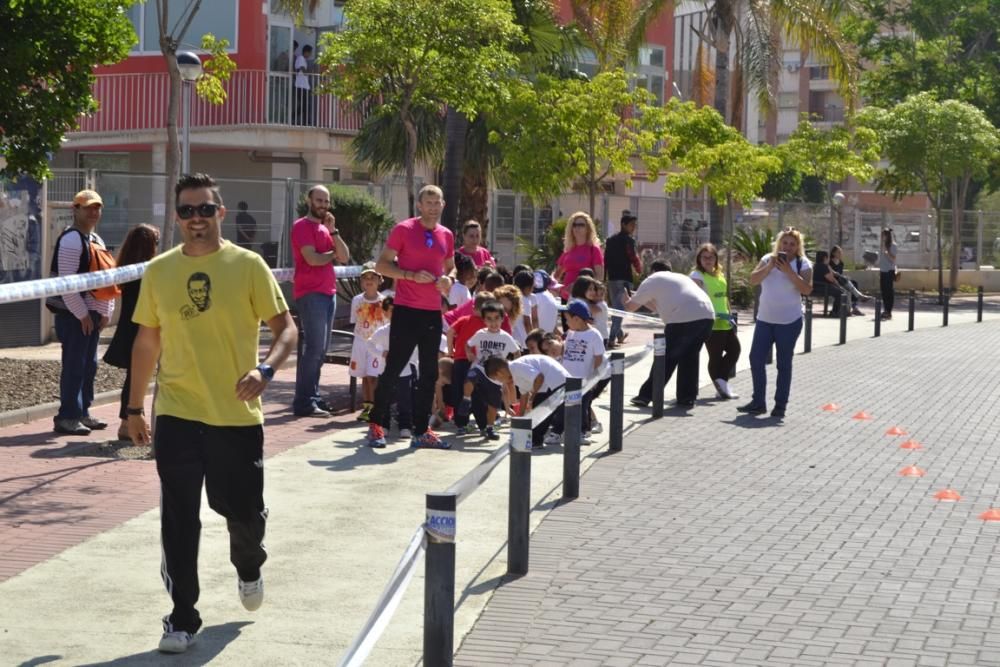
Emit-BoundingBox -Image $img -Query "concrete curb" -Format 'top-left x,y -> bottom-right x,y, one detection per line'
0,387 -> 151,429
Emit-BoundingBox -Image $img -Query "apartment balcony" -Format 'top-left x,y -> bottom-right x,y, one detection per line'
67,70 -> 367,149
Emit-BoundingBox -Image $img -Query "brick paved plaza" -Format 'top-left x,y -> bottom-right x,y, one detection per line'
1,311 -> 999,665
456,320 -> 1000,666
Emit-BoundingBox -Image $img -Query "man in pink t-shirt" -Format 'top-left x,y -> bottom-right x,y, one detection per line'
291,185 -> 349,417
366,185 -> 455,449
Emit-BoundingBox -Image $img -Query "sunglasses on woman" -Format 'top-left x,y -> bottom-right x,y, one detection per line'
176,202 -> 220,219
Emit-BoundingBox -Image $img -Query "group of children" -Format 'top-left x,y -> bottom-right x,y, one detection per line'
347,255 -> 621,449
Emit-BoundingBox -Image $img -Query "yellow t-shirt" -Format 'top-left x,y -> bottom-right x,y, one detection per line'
132,242 -> 287,426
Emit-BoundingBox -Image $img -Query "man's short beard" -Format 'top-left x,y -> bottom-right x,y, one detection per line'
310,205 -> 326,219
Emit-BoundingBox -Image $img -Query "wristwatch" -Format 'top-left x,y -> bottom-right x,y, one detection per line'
331,229 -> 340,236
125,406 -> 145,416
256,363 -> 275,382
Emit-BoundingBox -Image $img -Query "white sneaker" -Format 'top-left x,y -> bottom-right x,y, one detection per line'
714,378 -> 736,400
239,576 -> 264,611
543,431 -> 562,446
159,629 -> 196,653
590,421 -> 603,434
399,428 -> 413,439
581,432 -> 593,445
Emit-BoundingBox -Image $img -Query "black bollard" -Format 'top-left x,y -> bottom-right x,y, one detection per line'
562,377 -> 583,500
609,352 -> 624,452
978,286 -> 984,323
908,291 -> 915,331
424,492 -> 456,666
839,301 -> 848,345
943,289 -> 950,327
803,299 -> 812,353
507,417 -> 532,576
651,333 -> 666,419
874,298 -> 882,337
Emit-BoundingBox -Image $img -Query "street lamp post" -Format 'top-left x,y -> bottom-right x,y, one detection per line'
832,191 -> 846,246
176,51 -> 203,175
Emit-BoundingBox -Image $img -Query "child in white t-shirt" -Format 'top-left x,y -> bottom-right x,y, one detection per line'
558,299 -> 606,440
448,254 -> 477,308
349,265 -> 388,421
456,300 -> 519,440
512,271 -> 540,349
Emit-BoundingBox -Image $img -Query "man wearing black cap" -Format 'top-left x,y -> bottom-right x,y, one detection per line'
604,210 -> 642,347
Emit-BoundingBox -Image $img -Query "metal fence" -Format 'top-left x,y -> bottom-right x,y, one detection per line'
75,71 -> 364,135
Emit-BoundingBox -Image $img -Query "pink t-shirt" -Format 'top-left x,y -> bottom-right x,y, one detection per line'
387,217 -> 455,311
457,245 -> 495,267
291,217 -> 336,299
556,244 -> 604,300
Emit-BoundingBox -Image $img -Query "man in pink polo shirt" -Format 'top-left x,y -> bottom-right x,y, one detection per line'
366,184 -> 455,448
291,185 -> 350,417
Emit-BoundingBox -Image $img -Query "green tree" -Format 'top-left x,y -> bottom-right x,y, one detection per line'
319,0 -> 521,217
781,118 -> 880,196
848,0 -> 1000,201
489,69 -> 668,218
659,99 -> 782,285
0,0 -> 136,179
153,1 -> 236,248
858,93 -> 1000,294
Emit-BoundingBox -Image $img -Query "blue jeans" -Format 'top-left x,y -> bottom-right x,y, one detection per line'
607,280 -> 631,343
293,292 -> 336,414
55,311 -> 102,420
749,318 -> 803,408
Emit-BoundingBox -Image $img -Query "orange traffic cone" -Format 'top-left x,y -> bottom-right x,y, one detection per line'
821,403 -> 841,412
934,489 -> 962,502
885,426 -> 908,436
979,508 -> 1000,521
900,440 -> 923,450
852,411 -> 874,420
899,465 -> 926,477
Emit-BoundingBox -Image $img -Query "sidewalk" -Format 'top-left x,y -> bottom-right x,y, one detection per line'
455,318 -> 1000,666
0,303 -> 997,665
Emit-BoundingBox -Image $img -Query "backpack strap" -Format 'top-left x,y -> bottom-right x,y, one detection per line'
49,228 -> 90,276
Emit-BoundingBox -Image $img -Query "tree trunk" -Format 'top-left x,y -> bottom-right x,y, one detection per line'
949,179 -> 961,292
441,107 -> 468,234
460,164 -> 489,241
402,109 -> 417,218
935,205 -> 944,303
163,51 -> 182,250
587,133 -> 597,220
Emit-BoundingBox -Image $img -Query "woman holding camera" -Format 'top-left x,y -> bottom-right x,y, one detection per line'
738,228 -> 813,419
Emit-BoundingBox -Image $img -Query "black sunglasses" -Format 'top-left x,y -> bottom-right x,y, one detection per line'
176,202 -> 220,219
572,221 -> 587,228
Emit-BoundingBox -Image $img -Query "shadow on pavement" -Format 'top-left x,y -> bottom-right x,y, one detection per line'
76,621 -> 252,666
17,656 -> 61,667
724,414 -> 782,429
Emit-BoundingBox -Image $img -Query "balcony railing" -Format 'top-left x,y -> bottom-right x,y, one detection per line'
73,70 -> 366,135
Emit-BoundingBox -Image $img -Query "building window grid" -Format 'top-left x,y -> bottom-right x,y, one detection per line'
127,1 -> 238,54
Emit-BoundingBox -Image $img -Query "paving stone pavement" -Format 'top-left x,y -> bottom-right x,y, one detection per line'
455,319 -> 1000,667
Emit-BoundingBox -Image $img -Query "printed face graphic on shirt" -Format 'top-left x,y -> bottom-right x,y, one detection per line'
181,272 -> 212,320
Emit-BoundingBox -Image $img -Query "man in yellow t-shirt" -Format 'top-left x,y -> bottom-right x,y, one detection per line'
127,173 -> 298,655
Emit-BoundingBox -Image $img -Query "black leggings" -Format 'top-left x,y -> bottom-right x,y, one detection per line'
370,304 -> 441,435
704,328 -> 740,381
880,271 -> 895,314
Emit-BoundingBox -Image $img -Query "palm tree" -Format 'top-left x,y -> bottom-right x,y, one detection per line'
442,0 -> 585,234
701,0 -> 859,128
568,0 -> 673,71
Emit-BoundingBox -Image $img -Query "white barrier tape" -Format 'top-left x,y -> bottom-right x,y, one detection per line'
337,526 -> 426,667
0,262 -> 367,306
608,307 -> 663,325
445,441 -> 511,506
0,262 -> 149,305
